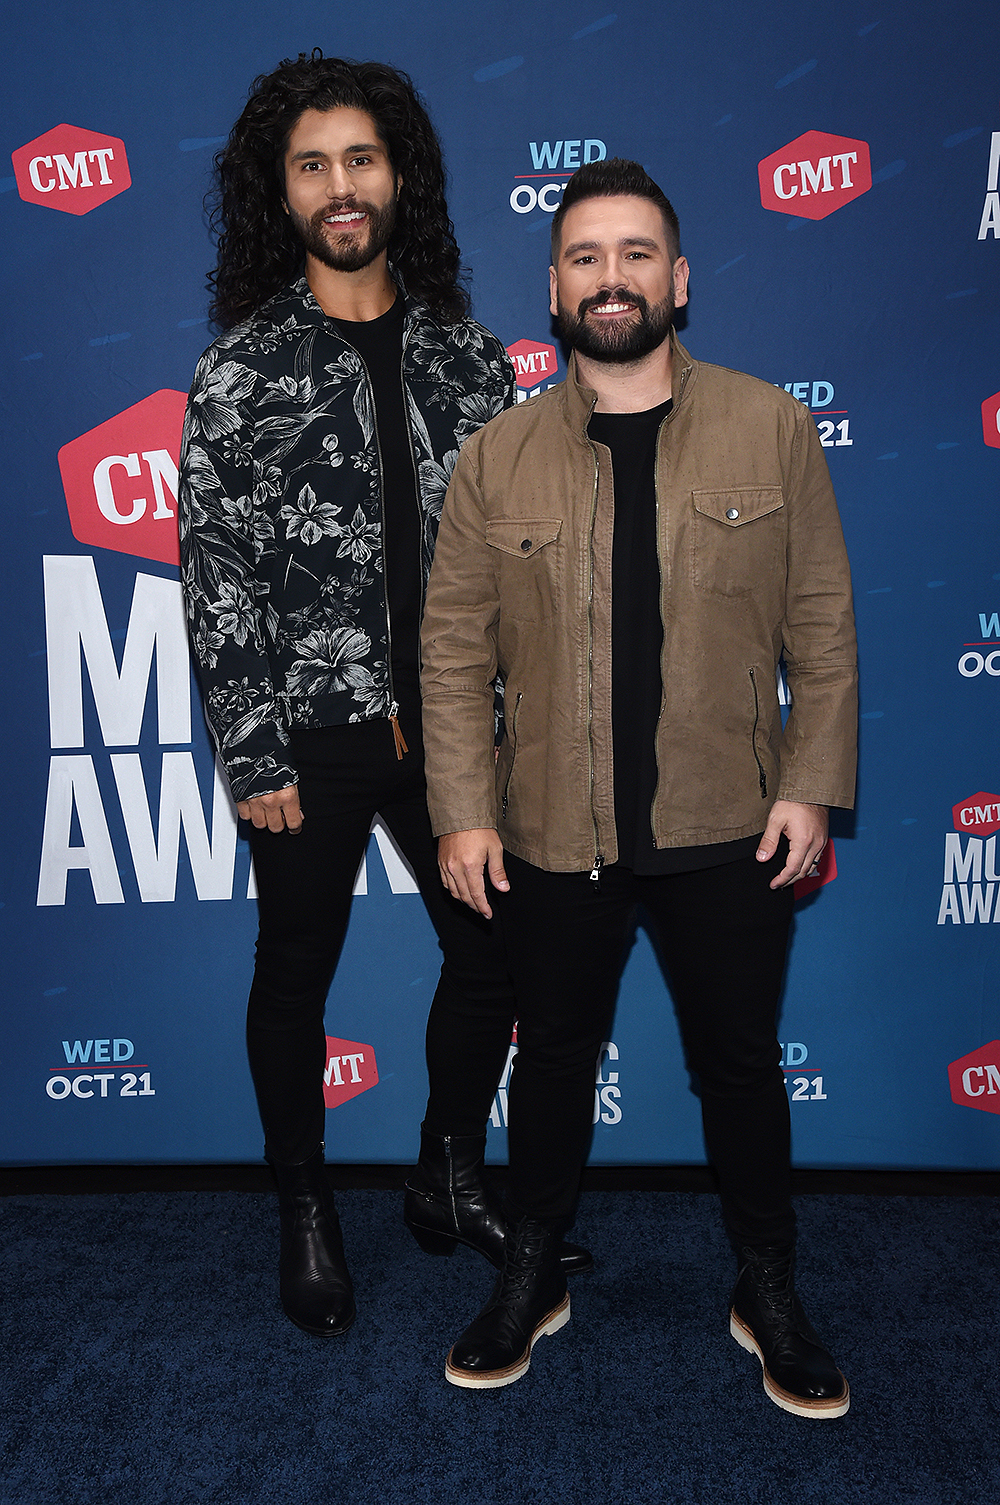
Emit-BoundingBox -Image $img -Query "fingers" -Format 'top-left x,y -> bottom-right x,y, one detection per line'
239,785 -> 303,834
437,830 -> 506,919
769,835 -> 825,889
757,800 -> 829,889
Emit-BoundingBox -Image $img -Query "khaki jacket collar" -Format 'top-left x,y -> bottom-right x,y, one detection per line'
558,333 -> 698,432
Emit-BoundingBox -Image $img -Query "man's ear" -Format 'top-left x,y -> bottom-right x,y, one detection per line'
549,264 -> 558,318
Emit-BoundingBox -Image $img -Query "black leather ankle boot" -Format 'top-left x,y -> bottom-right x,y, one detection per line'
730,1243 -> 849,1417
404,1124 -> 593,1274
445,1215 -> 570,1389
268,1146 -> 355,1337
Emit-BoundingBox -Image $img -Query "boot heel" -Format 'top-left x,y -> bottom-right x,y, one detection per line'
406,1220 -> 459,1257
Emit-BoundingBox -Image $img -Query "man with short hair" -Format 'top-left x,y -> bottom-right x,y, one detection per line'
421,158 -> 857,1411
179,51 -> 588,1341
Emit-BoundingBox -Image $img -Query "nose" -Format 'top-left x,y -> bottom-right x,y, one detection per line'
601,256 -> 630,290
325,163 -> 356,199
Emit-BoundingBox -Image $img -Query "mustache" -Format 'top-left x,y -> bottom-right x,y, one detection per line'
578,287 -> 648,317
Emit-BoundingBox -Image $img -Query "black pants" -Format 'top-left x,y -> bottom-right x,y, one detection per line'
496,849 -> 797,1250
246,719 -> 515,1165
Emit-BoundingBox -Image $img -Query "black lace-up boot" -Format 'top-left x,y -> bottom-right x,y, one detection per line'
268,1146 -> 355,1337
730,1244 -> 849,1417
404,1125 -> 593,1274
444,1215 -> 570,1388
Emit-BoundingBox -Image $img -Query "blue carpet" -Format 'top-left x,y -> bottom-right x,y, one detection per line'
1,1190 -> 998,1504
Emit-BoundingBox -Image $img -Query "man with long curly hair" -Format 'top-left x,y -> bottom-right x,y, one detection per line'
178,51 -> 590,1340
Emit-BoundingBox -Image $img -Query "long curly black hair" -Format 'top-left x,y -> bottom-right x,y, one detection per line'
208,50 -> 470,329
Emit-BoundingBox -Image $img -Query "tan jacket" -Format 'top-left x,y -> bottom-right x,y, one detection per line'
421,338 -> 857,873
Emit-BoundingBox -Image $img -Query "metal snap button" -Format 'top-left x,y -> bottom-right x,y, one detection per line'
725,508 -> 740,520
520,538 -> 533,551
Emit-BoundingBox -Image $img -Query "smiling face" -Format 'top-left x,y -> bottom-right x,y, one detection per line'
282,106 -> 401,274
550,195 -> 689,364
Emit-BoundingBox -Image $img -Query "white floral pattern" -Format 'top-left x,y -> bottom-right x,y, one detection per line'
179,277 -> 514,801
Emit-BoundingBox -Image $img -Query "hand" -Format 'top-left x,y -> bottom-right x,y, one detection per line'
236,784 -> 303,834
756,800 -> 828,889
438,828 -> 509,918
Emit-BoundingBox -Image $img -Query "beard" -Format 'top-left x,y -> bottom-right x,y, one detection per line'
290,193 -> 397,273
557,285 -> 673,363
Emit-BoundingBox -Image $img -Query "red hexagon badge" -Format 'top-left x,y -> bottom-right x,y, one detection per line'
12,123 -> 131,215
952,793 -> 1000,837
948,1041 -> 1000,1116
759,130 -> 872,220
57,390 -> 187,566
982,391 -> 1000,450
506,338 -> 559,390
323,1036 -> 379,1109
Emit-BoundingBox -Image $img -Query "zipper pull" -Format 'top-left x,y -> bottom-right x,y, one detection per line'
388,701 -> 408,760
589,853 -> 604,883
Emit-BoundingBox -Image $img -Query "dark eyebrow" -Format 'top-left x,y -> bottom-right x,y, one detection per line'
561,235 -> 662,257
288,142 -> 384,163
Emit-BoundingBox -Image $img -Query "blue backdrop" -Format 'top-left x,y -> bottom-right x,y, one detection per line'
4,0 -> 999,1167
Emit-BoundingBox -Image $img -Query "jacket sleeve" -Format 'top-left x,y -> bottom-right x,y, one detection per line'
420,437 -> 502,835
178,348 -> 298,804
777,406 -> 858,809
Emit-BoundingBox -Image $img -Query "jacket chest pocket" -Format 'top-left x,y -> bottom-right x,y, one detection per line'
485,517 -> 563,621
690,487 -> 784,597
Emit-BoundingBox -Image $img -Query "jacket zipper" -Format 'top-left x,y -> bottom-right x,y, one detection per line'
585,424 -> 603,880
748,667 -> 768,797
500,691 -> 522,818
649,405 -> 675,846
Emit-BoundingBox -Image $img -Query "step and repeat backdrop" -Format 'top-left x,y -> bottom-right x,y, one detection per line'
3,0 -> 998,1167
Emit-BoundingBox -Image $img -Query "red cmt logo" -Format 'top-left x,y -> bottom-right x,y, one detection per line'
12,124 -> 131,215
982,392 -> 1000,450
506,338 -> 559,390
323,1036 -> 379,1109
952,793 -> 1000,837
948,1042 -> 1000,1116
794,838 -> 837,899
758,130 -> 872,220
57,390 -> 186,567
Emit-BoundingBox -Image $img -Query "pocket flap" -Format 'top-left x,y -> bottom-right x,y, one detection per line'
692,488 -> 784,527
485,518 -> 562,558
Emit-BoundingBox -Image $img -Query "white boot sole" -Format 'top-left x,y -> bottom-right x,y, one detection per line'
445,1294 -> 571,1390
730,1310 -> 850,1418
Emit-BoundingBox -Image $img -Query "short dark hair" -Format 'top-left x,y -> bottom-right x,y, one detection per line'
550,158 -> 681,262
208,50 -> 469,329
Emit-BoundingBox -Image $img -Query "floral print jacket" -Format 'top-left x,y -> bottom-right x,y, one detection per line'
178,277 -> 515,802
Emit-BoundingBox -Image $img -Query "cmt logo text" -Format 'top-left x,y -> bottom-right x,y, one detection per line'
949,1042 -> 1000,1115
759,131 -> 872,220
58,391 -> 187,566
506,339 -> 560,402
12,124 -> 131,215
937,792 -> 1000,925
510,137 -> 606,215
323,1036 -> 379,1109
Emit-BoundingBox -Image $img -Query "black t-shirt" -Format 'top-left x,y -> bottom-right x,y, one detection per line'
332,297 -> 422,728
588,401 -> 760,875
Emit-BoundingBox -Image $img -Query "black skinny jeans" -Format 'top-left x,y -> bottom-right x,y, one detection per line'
495,848 -> 797,1250
246,719 -> 516,1165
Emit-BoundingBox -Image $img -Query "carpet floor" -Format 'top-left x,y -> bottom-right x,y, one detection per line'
1,1190 -> 997,1504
